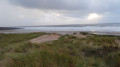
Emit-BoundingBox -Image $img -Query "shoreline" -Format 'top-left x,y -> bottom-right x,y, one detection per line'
0,29 -> 120,36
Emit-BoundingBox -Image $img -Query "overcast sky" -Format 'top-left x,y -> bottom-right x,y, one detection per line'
0,0 -> 120,27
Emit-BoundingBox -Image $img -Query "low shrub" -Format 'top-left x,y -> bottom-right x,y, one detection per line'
80,32 -> 89,35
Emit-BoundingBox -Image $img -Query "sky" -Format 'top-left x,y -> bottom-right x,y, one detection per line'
0,0 -> 120,27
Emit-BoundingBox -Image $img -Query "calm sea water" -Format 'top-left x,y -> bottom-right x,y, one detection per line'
22,23 -> 120,32
1,23 -> 120,35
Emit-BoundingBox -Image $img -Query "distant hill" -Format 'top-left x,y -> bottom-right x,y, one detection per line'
0,27 -> 20,30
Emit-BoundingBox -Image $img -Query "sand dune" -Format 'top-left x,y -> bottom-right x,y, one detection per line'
30,34 -> 61,44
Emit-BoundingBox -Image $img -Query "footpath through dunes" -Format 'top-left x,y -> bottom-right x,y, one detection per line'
30,33 -> 87,44
30,33 -> 61,44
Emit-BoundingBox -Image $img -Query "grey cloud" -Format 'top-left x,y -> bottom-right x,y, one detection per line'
9,0 -> 89,10
1,0 -> 120,27
8,0 -> 120,19
8,0 -> 120,12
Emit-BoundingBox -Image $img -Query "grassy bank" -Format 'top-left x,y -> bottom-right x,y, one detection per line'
0,32 -> 120,67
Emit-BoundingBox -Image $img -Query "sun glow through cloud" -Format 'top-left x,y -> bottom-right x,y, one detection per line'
1,0 -> 120,26
88,13 -> 102,20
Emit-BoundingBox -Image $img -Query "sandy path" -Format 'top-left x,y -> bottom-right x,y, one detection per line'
30,33 -> 87,44
30,34 -> 61,44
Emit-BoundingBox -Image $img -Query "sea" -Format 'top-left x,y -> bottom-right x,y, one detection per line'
22,23 -> 120,32
1,23 -> 120,35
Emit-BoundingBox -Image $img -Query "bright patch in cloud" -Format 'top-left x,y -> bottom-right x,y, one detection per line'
88,13 -> 102,20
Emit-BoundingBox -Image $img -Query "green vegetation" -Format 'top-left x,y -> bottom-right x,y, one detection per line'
6,50 -> 74,67
0,32 -> 46,48
80,32 -> 89,35
0,32 -> 46,60
0,32 -> 120,67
